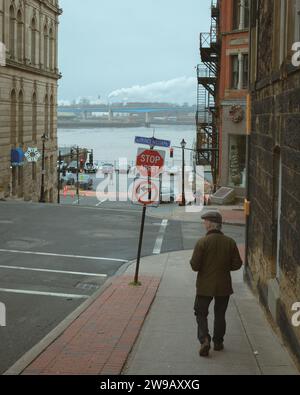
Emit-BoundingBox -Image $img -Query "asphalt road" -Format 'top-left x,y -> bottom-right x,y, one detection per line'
0,200 -> 245,373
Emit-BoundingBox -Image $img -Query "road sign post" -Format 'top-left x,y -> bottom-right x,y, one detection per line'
132,148 -> 165,286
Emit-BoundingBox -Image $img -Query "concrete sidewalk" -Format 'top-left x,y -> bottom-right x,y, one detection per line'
11,249 -> 299,376
123,250 -> 299,375
147,204 -> 246,226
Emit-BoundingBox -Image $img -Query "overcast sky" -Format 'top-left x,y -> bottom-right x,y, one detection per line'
58,0 -> 211,104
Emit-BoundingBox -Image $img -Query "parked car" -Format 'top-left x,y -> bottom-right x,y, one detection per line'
75,174 -> 93,190
100,163 -> 114,175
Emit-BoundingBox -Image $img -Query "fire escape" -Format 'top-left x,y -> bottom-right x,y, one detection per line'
196,0 -> 220,190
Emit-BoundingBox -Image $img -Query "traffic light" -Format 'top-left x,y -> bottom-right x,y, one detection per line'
70,148 -> 74,160
170,148 -> 174,158
89,151 -> 94,165
80,158 -> 84,171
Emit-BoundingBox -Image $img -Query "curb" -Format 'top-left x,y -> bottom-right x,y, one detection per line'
4,259 -> 136,376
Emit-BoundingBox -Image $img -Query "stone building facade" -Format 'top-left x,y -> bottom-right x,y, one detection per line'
247,0 -> 300,362
217,0 -> 249,198
0,0 -> 61,202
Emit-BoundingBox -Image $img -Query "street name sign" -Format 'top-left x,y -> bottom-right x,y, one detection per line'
135,136 -> 171,148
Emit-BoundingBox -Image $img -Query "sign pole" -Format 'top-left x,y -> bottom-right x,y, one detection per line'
57,151 -> 61,204
76,147 -> 79,205
133,204 -> 147,285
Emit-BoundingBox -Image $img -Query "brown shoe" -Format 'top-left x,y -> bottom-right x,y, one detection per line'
214,342 -> 224,351
199,338 -> 211,357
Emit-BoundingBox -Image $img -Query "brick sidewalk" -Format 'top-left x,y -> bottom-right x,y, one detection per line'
22,275 -> 160,375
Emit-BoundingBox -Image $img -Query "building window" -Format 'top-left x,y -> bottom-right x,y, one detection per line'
10,90 -> 17,146
45,94 -> 49,136
17,10 -> 23,62
18,91 -> 24,144
44,25 -> 48,69
9,6 -> 15,58
244,0 -> 250,29
228,135 -> 246,188
231,55 -> 239,89
242,54 -> 249,89
49,28 -> 54,71
233,0 -> 241,30
232,0 -> 250,30
31,18 -> 36,65
32,92 -> 37,143
50,95 -> 54,140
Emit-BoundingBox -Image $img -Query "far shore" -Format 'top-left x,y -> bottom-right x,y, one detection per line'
58,120 -> 196,129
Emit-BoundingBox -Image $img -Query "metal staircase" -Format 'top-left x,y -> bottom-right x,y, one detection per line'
196,0 -> 220,190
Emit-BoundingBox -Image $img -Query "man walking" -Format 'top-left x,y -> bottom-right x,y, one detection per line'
190,211 -> 243,357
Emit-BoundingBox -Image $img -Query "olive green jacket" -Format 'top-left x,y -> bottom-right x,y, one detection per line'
190,230 -> 243,297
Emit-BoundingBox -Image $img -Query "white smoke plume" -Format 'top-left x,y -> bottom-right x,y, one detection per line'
108,76 -> 196,105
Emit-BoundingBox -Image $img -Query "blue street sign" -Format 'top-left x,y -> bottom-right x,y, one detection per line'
135,136 -> 171,148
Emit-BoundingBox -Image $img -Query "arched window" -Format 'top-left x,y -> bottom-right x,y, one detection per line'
31,18 -> 36,65
17,10 -> 23,62
49,28 -> 54,71
10,89 -> 17,145
32,92 -> 37,143
44,94 -> 49,136
9,6 -> 15,58
18,91 -> 24,144
44,25 -> 48,69
50,95 -> 54,140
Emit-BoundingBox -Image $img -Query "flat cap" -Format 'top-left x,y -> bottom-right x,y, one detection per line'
201,211 -> 223,224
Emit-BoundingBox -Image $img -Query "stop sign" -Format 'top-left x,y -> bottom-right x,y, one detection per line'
136,149 -> 165,168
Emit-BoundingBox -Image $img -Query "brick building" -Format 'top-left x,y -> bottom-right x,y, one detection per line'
196,0 -> 249,197
0,0 -> 62,202
217,0 -> 249,197
246,0 -> 300,362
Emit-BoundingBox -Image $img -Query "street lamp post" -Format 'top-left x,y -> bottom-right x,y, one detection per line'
180,139 -> 186,207
39,133 -> 48,203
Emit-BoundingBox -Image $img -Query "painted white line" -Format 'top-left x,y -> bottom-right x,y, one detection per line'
0,249 -> 128,263
96,199 -> 106,207
0,265 -> 107,278
0,288 -> 89,299
153,219 -> 168,255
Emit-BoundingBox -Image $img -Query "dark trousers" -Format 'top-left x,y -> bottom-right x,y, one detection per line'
194,295 -> 230,344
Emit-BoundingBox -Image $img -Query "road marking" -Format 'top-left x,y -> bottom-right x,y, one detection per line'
0,288 -> 89,299
0,249 -> 128,263
153,219 -> 168,255
96,199 -> 106,207
0,265 -> 107,278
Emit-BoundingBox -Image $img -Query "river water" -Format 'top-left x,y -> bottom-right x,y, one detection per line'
58,125 -> 196,167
